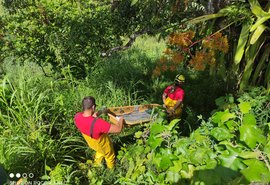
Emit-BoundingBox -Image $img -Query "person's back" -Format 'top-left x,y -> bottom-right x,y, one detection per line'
74,96 -> 124,169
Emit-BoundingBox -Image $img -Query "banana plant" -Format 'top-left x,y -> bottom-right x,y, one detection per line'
237,0 -> 270,91
187,0 -> 270,92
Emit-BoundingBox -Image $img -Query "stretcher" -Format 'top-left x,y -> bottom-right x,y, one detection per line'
107,104 -> 160,125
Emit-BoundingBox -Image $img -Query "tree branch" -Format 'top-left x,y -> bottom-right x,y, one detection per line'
101,30 -> 148,57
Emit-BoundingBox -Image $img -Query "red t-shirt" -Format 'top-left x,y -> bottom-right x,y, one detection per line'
164,85 -> 184,101
74,112 -> 111,139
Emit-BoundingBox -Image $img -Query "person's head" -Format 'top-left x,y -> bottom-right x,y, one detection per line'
82,96 -> 96,111
174,74 -> 185,85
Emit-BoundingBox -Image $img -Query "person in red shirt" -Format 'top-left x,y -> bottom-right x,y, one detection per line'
74,96 -> 124,169
162,74 -> 185,119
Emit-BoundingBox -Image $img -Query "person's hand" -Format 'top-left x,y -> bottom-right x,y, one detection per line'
116,116 -> 123,121
167,109 -> 175,115
93,112 -> 99,117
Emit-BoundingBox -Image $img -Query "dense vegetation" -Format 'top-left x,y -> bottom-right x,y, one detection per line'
0,0 -> 269,184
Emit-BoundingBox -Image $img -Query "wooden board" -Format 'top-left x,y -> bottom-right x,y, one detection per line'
108,104 -> 160,125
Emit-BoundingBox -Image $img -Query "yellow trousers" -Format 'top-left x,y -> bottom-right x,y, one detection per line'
82,133 -> 115,169
165,97 -> 183,119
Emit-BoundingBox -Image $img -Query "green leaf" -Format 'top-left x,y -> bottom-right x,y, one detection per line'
234,22 -> 250,65
148,135 -> 163,149
218,150 -> 246,171
220,112 -> 236,124
239,124 -> 266,149
187,13 -> 224,24
131,0 -> 138,6
241,159 -> 270,182
250,2 -> 270,17
166,170 -> 180,183
217,142 -> 246,171
252,44 -> 270,85
167,119 -> 180,131
250,16 -> 270,32
250,24 -> 267,44
225,120 -> 238,132
242,113 -> 256,125
238,102 -> 251,114
238,151 -> 260,159
150,123 -> 165,135
240,35 -> 264,90
134,131 -> 143,138
212,111 -> 224,124
45,165 -> 52,171
264,140 -> 270,159
159,155 -> 172,171
210,127 -> 234,141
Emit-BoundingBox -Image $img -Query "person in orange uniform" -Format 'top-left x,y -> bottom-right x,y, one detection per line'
162,74 -> 185,119
74,96 -> 124,169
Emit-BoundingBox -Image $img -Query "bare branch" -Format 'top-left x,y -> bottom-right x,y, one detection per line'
101,30 -> 148,57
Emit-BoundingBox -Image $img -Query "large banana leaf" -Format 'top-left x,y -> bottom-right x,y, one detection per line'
250,24 -> 267,44
251,44 -> 270,85
234,23 -> 250,65
240,37 -> 265,90
250,15 -> 270,32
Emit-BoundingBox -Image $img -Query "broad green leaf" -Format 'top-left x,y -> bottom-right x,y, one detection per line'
174,138 -> 190,155
239,151 -> 260,159
190,130 -> 209,142
220,112 -> 236,124
239,124 -> 266,149
225,120 -> 238,132
159,156 -> 172,170
234,23 -> 250,65
217,142 -> 246,171
210,127 -> 234,141
148,135 -> 163,149
190,147 -> 212,165
212,111 -> 224,124
238,102 -> 251,114
241,159 -> 270,182
150,123 -> 165,135
170,159 -> 184,172
218,154 -> 246,171
250,24 -> 267,44
166,170 -> 180,183
180,164 -> 195,179
242,113 -> 256,125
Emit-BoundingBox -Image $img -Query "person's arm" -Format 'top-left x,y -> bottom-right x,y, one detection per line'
172,100 -> 182,111
162,93 -> 167,104
108,117 -> 124,134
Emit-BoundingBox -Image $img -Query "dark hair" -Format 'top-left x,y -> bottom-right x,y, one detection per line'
82,96 -> 96,111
